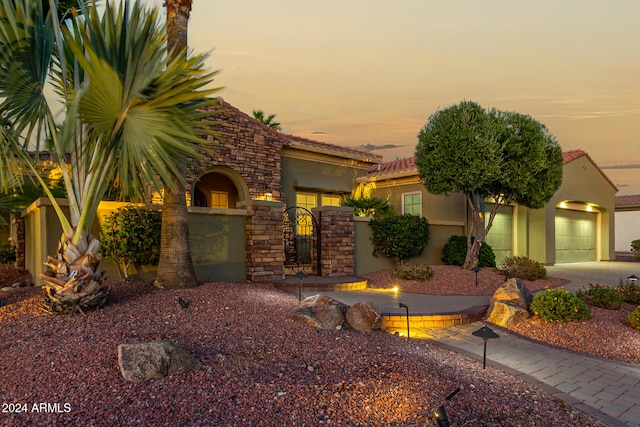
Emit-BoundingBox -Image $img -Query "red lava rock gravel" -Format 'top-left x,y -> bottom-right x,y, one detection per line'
0,267 -> 617,426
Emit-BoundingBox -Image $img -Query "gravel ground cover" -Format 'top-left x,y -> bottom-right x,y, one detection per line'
0,265 -> 629,426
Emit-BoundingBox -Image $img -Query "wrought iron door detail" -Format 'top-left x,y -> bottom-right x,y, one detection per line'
283,207 -> 319,274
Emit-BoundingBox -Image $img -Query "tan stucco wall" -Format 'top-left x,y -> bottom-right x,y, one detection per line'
353,216 -> 465,275
615,210 -> 640,252
542,156 -> 617,263
281,151 -> 373,207
22,199 -> 247,285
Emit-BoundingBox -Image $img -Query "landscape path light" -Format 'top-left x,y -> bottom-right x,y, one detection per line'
472,325 -> 500,369
627,274 -> 638,286
399,302 -> 410,340
472,265 -> 482,286
294,270 -> 308,301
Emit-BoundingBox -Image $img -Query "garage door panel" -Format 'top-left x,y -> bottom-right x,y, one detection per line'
485,205 -> 513,264
555,209 -> 596,263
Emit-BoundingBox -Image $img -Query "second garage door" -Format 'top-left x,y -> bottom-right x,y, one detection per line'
555,209 -> 597,263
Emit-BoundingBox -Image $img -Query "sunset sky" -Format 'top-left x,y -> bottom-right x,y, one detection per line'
144,0 -> 640,193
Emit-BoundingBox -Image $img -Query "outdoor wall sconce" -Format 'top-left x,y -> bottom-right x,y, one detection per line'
399,302 -> 410,340
472,325 -> 500,369
472,266 -> 482,286
294,270 -> 308,301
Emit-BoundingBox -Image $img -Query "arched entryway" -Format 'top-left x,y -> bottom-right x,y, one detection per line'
192,167 -> 249,208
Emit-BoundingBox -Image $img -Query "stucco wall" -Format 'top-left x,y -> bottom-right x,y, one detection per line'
544,156 -> 616,263
353,216 -> 464,275
281,152 -> 372,207
615,210 -> 640,252
22,199 -> 247,285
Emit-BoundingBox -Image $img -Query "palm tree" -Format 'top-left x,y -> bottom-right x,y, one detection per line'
252,109 -> 282,131
153,0 -> 212,290
0,0 -> 218,314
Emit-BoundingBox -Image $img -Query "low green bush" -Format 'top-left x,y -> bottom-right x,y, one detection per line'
394,263 -> 433,281
369,214 -> 430,265
619,282 -> 640,305
100,205 -> 162,280
626,306 -> 640,330
530,287 -> 592,323
500,256 -> 546,281
631,239 -> 640,260
576,284 -> 624,310
0,242 -> 16,264
441,235 -> 496,268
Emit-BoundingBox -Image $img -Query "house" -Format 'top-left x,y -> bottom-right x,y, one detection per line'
359,149 -> 617,266
614,194 -> 640,259
17,99 -> 383,284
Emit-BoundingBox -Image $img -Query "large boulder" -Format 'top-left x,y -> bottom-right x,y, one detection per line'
117,340 -> 202,382
346,301 -> 385,332
486,300 -> 529,327
486,278 -> 533,327
490,278 -> 532,310
288,294 -> 347,330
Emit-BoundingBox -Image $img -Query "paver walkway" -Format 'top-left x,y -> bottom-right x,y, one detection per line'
424,322 -> 640,427
307,261 -> 640,426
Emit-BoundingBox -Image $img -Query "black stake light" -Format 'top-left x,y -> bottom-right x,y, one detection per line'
472,325 -> 500,369
399,302 -> 410,340
472,265 -> 482,286
294,270 -> 308,301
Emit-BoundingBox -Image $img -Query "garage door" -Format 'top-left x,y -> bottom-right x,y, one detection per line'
555,209 -> 597,263
484,205 -> 513,265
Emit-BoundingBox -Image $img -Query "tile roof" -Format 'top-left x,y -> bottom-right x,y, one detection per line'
363,156 -> 417,180
616,194 -> 640,207
362,149 -> 618,192
216,98 -> 382,163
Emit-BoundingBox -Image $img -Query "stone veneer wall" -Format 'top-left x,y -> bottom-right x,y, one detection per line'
12,215 -> 26,270
314,207 -> 355,277
240,200 -> 285,282
186,99 -> 288,203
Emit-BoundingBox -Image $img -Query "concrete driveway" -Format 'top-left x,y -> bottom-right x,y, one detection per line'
546,261 -> 640,293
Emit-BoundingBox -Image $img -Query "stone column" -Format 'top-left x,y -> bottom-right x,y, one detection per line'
238,200 -> 285,282
12,214 -> 26,270
314,206 -> 355,277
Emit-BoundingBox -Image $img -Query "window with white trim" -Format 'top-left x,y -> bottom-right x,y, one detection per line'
402,192 -> 422,216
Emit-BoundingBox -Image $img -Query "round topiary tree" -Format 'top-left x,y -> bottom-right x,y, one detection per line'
369,214 -> 430,267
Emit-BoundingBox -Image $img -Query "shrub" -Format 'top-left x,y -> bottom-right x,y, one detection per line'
632,239 -> 640,260
576,284 -> 624,310
441,235 -> 496,268
626,306 -> 640,330
619,282 -> 640,305
500,256 -> 546,281
369,215 -> 430,265
530,287 -> 592,323
0,242 -> 16,265
394,263 -> 433,281
100,206 -> 162,280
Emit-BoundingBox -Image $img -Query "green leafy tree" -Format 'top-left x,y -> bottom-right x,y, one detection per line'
100,206 -> 162,280
0,0 -> 218,314
252,109 -> 282,131
415,100 -> 563,269
369,214 -> 430,266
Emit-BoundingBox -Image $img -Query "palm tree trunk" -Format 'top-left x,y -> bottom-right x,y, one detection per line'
154,180 -> 199,288
154,0 -> 200,289
41,231 -> 110,315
